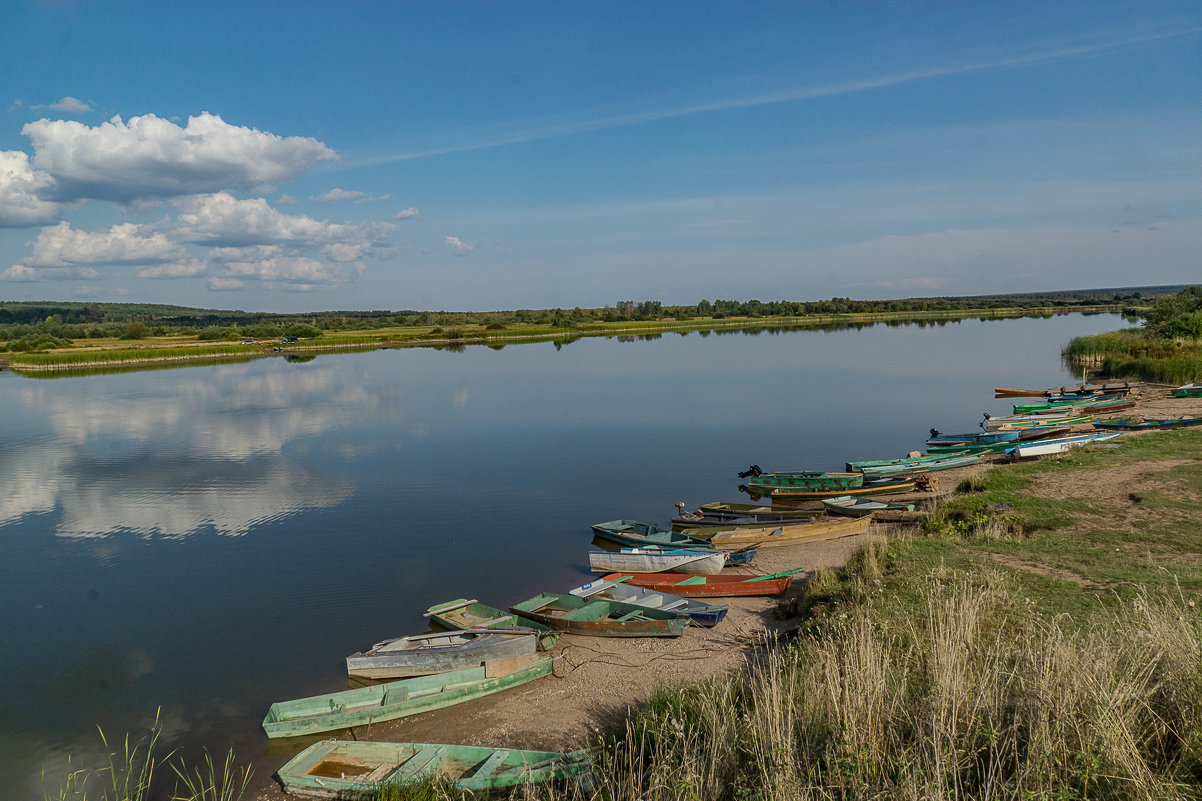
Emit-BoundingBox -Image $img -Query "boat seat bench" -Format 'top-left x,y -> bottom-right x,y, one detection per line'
400,746 -> 447,777
470,749 -> 511,778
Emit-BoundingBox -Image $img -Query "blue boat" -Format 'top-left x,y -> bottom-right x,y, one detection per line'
591,520 -> 755,565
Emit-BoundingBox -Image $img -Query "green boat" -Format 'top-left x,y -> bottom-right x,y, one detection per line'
1172,383 -> 1202,398
510,592 -> 689,637
425,598 -> 561,650
820,495 -> 916,518
262,656 -> 552,738
846,453 -> 981,476
277,738 -> 591,797
1012,393 -> 1122,413
744,471 -> 863,494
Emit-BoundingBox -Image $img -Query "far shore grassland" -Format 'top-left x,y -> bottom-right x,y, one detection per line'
2,303 -> 1131,374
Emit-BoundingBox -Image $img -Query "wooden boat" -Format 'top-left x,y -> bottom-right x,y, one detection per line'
587,548 -> 727,575
1172,383 -> 1202,398
590,520 -> 754,565
745,471 -> 864,494
994,386 -> 1051,397
984,413 -> 1092,430
510,592 -> 689,637
671,502 -> 819,531
262,656 -> 552,738
686,514 -> 871,548
601,568 -> 805,598
820,496 -> 916,518
346,630 -> 537,680
692,501 -> 823,519
926,427 -> 1072,454
568,576 -> 728,627
1007,431 -> 1120,458
741,477 -> 914,501
846,453 -> 981,477
1092,416 -> 1202,431
277,739 -> 590,797
1012,393 -> 1122,413
424,599 -> 560,650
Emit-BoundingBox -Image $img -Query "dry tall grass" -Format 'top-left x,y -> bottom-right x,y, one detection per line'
511,564 -> 1201,801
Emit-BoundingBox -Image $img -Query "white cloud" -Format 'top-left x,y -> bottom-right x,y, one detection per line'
207,276 -> 245,291
444,235 -> 475,255
32,97 -> 93,114
394,207 -> 420,220
26,221 -> 184,267
313,188 -> 365,202
173,192 -> 392,253
0,264 -> 38,281
136,259 -> 207,278
0,150 -> 61,227
73,284 -> 101,296
22,112 -> 337,203
276,194 -> 298,204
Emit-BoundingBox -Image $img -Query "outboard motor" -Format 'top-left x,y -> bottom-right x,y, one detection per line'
737,464 -> 763,479
929,428 -> 940,439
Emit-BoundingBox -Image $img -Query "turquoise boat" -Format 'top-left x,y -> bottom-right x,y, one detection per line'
262,656 -> 552,738
1172,383 -> 1202,398
278,739 -> 591,797
425,598 -> 561,650
510,591 -> 689,637
1012,393 -> 1122,413
590,520 -> 755,565
744,471 -> 863,494
820,495 -> 916,518
846,453 -> 981,476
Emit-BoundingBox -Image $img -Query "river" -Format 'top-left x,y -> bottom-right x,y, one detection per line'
0,311 -> 1130,797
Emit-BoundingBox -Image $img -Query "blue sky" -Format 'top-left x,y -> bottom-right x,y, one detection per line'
1,1 -> 1199,312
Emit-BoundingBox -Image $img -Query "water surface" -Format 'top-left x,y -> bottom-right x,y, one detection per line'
0,313 -> 1129,796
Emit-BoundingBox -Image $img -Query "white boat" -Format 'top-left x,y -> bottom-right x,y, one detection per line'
1007,431 -> 1120,458
586,548 -> 726,575
567,577 -> 728,627
346,630 -> 537,680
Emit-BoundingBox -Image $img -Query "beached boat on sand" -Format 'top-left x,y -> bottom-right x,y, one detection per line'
277,738 -> 591,797
684,514 -> 871,547
846,453 -> 981,477
740,477 -> 914,501
1172,383 -> 1202,398
587,548 -> 727,575
345,630 -> 537,680
424,599 -> 560,650
568,576 -> 727,627
1006,431 -> 1120,458
820,495 -> 915,518
601,568 -> 805,598
262,656 -> 552,738
671,502 -> 819,531
590,520 -> 755,564
510,591 -> 689,637
1092,416 -> 1201,431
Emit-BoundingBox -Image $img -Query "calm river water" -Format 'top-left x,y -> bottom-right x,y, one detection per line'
0,312 -> 1128,797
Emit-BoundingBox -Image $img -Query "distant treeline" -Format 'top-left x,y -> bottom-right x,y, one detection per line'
0,285 -> 1179,349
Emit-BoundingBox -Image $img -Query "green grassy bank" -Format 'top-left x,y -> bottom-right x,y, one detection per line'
8,305 -> 1118,373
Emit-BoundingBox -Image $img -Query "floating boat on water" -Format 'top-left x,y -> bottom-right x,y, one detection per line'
744,470 -> 864,494
346,630 -> 537,681
1092,416 -> 1202,431
510,591 -> 689,637
262,656 -> 552,738
424,599 -> 560,650
1007,431 -> 1121,458
685,514 -> 871,547
568,576 -> 728,627
1172,383 -> 1202,398
994,386 -> 1052,397
277,739 -> 591,797
587,547 -> 728,575
996,382 -> 1135,399
846,453 -> 981,477
671,502 -> 820,531
820,495 -> 916,518
601,568 -> 805,598
741,477 -> 914,500
590,520 -> 754,564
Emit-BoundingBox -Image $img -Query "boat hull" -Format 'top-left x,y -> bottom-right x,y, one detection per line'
742,478 -> 914,500
345,631 -> 538,680
687,514 -> 871,547
262,657 -> 552,739
278,739 -> 591,797
1008,432 -> 1120,458
601,569 -> 804,598
587,549 -> 727,574
820,496 -> 916,518
511,592 -> 689,637
425,599 -> 561,650
568,578 -> 728,627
